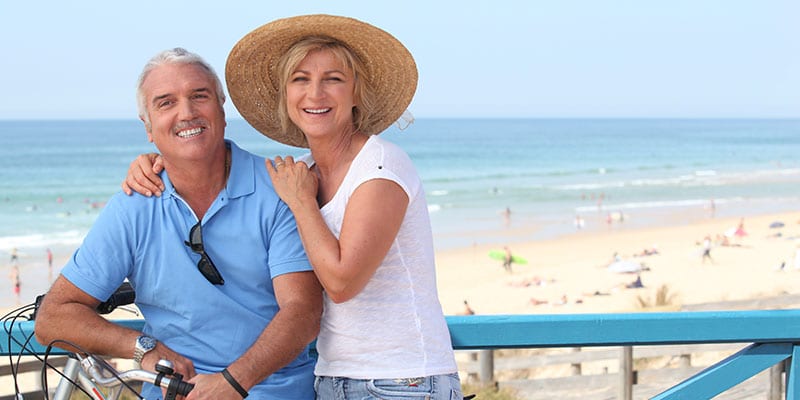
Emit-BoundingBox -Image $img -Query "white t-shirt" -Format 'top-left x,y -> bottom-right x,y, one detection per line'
302,135 -> 457,379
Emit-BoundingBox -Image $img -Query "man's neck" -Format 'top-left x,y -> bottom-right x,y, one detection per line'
167,147 -> 231,219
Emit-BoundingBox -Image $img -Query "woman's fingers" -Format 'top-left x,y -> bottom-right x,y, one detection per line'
122,153 -> 165,196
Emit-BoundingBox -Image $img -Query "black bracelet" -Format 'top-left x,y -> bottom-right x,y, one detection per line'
221,368 -> 249,398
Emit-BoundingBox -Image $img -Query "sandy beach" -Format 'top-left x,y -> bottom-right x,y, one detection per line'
436,211 -> 800,316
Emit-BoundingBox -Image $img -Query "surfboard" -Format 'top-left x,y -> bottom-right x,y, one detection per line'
488,250 -> 528,264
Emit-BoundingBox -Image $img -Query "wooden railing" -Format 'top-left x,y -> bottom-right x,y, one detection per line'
3,309 -> 800,399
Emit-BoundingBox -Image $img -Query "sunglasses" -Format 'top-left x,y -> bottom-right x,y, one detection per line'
185,222 -> 225,285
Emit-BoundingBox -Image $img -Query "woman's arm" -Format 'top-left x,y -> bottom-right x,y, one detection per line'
267,156 -> 407,303
121,153 -> 165,196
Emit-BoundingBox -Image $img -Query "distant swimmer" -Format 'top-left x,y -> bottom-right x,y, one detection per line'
501,206 -> 511,227
574,215 -> 585,230
10,248 -> 18,265
46,248 -> 54,283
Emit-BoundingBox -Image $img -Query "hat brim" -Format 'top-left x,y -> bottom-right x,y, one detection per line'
226,14 -> 418,148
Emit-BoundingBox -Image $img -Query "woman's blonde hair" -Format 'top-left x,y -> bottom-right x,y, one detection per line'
275,36 -> 378,139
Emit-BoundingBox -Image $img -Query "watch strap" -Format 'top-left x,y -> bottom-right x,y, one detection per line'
133,335 -> 156,366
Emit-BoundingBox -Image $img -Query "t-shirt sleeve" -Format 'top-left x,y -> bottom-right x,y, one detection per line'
60,194 -> 135,302
265,200 -> 313,278
350,139 -> 420,201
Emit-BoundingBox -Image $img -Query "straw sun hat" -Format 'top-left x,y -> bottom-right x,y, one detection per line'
226,14 -> 418,148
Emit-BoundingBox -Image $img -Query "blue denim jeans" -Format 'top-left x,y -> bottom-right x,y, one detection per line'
315,373 -> 463,399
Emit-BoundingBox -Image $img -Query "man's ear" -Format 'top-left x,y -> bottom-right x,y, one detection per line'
140,116 -> 154,143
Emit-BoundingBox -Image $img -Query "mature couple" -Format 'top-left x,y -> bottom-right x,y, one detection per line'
35,14 -> 462,400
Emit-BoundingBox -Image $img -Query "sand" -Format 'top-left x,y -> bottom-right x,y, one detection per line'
436,211 -> 800,316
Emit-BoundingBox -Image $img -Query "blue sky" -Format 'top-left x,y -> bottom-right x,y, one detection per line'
1,0 -> 798,119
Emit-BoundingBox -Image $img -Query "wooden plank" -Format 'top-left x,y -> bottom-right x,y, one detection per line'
0,391 -> 38,400
0,356 -> 67,375
496,366 -> 772,400
681,294 -> 800,311
458,343 -> 744,373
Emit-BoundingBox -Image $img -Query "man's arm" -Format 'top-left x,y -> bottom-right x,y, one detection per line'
186,270 -> 323,399
34,276 -> 197,379
35,276 -> 140,357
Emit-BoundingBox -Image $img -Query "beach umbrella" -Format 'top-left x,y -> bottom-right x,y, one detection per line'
724,227 -> 737,238
608,260 -> 642,273
769,221 -> 785,229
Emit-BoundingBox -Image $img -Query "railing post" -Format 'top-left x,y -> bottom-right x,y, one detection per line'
768,360 -> 784,400
570,347 -> 582,375
478,349 -> 494,385
619,346 -> 633,400
678,353 -> 691,368
467,351 -> 479,382
787,357 -> 793,395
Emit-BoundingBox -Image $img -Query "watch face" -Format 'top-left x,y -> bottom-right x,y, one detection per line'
138,335 -> 157,350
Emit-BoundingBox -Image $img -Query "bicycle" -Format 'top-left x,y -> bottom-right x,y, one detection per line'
4,286 -> 477,400
2,283 -> 193,400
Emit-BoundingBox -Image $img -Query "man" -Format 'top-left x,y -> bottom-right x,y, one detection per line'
35,48 -> 322,399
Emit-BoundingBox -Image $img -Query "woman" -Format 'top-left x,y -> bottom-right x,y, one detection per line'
125,14 -> 462,399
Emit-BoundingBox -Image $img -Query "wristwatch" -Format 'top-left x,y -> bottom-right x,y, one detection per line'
133,335 -> 157,367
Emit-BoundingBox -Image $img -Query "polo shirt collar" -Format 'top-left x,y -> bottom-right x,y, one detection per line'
161,140 -> 255,202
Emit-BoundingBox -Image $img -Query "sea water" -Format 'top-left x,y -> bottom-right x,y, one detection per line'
1,118 -> 799,308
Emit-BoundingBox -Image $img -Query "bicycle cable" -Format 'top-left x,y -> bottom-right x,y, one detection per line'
2,303 -> 35,398
2,302 -> 91,399
42,339 -> 144,400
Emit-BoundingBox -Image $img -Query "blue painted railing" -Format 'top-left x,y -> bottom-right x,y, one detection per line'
4,310 -> 800,398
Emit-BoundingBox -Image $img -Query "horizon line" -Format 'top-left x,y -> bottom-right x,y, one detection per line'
1,116 -> 799,122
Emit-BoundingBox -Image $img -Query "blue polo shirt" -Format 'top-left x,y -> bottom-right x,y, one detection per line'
61,140 -> 315,399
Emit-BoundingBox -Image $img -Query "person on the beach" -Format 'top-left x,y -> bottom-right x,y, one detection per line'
735,218 -> 747,238
9,264 -> 20,305
10,247 -> 18,265
625,273 -> 644,289
36,48 -> 322,400
502,246 -> 514,273
123,15 -> 462,399
459,300 -> 476,315
46,248 -> 53,282
702,235 -> 714,264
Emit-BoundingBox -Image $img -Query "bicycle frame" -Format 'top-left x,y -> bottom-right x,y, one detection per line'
48,352 -> 191,400
52,356 -> 130,400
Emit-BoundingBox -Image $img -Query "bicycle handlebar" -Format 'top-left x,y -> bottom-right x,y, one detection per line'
95,281 -> 136,314
32,281 -> 137,321
31,283 -> 194,397
80,353 -> 194,396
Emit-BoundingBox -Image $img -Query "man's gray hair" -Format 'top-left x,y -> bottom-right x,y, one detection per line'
136,48 -> 226,128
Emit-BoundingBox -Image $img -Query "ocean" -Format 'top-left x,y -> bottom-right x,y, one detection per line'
2,118 -> 800,308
